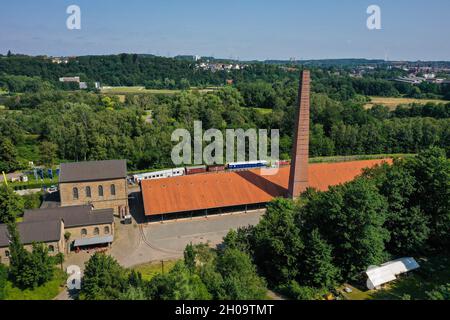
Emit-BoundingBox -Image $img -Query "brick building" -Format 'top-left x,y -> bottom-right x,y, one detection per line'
0,220 -> 65,265
59,160 -> 129,217
0,205 -> 115,265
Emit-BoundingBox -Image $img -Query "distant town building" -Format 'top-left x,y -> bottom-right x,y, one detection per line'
59,160 -> 128,217
59,76 -> 80,83
51,57 -> 69,64
5,172 -> 28,183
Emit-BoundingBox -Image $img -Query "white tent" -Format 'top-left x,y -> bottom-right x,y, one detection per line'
366,257 -> 420,290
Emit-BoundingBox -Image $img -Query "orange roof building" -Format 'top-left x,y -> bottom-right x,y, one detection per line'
141,159 -> 391,216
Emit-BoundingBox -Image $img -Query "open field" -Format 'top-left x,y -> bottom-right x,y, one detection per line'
101,86 -> 218,95
309,153 -> 415,163
132,260 -> 178,281
364,96 -> 448,110
250,107 -> 273,115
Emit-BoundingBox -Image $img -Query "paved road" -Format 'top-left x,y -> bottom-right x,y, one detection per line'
112,210 -> 264,267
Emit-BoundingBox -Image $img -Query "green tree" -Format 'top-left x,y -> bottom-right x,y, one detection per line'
301,229 -> 339,288
379,163 -> 430,255
147,261 -> 211,300
22,192 -> 43,210
304,178 -> 389,280
216,248 -> 267,300
184,243 -> 196,273
80,253 -> 129,300
0,184 -> 24,224
0,138 -> 20,173
0,260 -> 8,299
252,198 -> 303,285
408,147 -> 450,250
39,141 -> 58,167
426,283 -> 450,300
7,223 -> 53,289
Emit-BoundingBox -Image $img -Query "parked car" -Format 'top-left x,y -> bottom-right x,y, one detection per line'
121,215 -> 132,225
46,185 -> 58,194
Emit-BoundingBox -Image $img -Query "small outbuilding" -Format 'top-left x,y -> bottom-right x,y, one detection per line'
366,257 -> 420,290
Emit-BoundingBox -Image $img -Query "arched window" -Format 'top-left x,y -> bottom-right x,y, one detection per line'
110,184 -> 116,196
94,227 -> 99,235
86,186 -> 91,198
73,187 -> 79,200
48,245 -> 55,253
98,185 -> 104,197
81,228 -> 87,237
5,250 -> 10,257
104,226 -> 110,234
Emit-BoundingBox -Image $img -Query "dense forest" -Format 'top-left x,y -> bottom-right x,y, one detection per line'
0,87 -> 449,173
0,53 -> 449,174
1,54 -> 450,99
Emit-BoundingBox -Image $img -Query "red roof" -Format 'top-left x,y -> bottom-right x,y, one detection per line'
141,159 -> 391,216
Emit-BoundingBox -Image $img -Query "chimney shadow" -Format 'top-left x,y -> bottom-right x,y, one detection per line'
235,170 -> 288,198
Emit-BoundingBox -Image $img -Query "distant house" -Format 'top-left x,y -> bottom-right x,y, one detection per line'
366,257 -> 420,290
5,172 -> 28,183
59,76 -> 80,83
79,82 -> 88,89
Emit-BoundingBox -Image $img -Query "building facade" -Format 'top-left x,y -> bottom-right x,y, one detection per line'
0,220 -> 65,265
23,205 -> 115,253
0,205 -> 116,265
59,160 -> 128,217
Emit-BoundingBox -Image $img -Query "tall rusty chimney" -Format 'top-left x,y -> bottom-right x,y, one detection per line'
288,70 -> 310,199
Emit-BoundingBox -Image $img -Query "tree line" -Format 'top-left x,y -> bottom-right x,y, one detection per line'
2,54 -> 449,100
1,88 -> 449,173
78,244 -> 267,300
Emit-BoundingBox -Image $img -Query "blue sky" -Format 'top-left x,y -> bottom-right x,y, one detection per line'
1,0 -> 449,60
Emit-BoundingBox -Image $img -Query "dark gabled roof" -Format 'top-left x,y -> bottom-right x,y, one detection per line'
59,160 -> 127,183
0,220 -> 62,247
23,205 -> 114,228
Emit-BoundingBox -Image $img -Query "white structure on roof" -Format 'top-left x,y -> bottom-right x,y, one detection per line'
366,257 -> 420,290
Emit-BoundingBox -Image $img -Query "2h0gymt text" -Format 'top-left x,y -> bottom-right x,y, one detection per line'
175,304 -> 275,318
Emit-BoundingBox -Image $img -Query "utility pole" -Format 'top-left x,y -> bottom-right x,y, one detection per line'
161,260 -> 164,274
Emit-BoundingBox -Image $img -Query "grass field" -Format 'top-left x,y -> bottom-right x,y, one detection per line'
3,268 -> 67,300
131,260 -> 178,281
101,86 -> 217,95
309,153 -> 415,164
250,107 -> 273,115
364,96 -> 448,110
